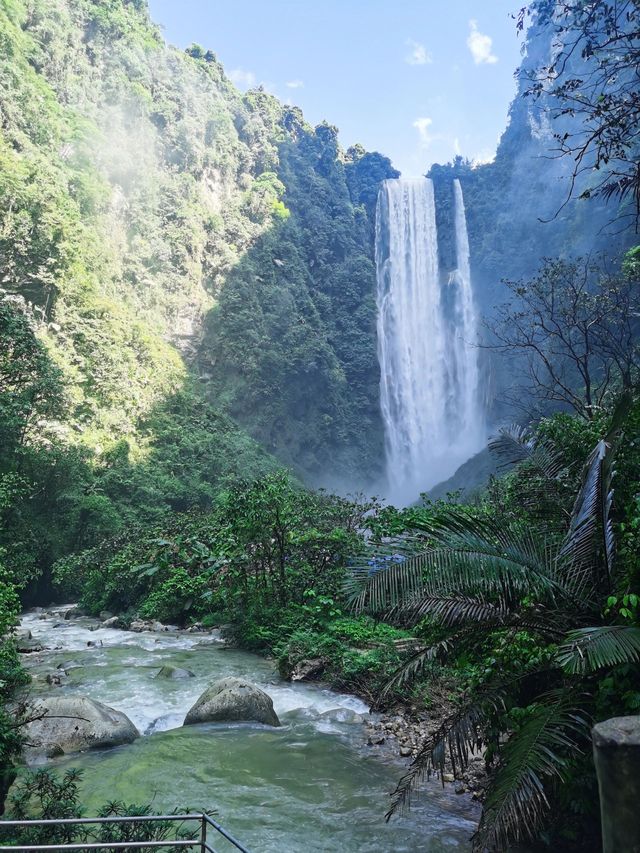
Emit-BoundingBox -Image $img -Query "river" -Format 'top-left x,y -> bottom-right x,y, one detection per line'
17,607 -> 478,852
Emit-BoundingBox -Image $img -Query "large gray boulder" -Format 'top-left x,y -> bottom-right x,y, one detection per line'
24,695 -> 139,762
183,677 -> 280,727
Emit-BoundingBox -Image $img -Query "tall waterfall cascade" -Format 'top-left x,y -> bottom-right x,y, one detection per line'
375,178 -> 485,505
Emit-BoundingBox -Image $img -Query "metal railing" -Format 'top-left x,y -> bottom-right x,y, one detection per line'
0,813 -> 251,853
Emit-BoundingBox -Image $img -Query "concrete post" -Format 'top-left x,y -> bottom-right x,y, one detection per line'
592,715 -> 640,853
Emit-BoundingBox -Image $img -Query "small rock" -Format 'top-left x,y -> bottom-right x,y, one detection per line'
455,784 -> 467,795
400,746 -> 413,757
155,666 -> 195,680
291,658 -> 326,682
368,735 -> 386,746
87,640 -> 103,648
17,639 -> 44,653
102,616 -> 122,629
442,773 -> 455,783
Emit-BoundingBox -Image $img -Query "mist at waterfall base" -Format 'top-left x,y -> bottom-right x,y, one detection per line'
375,178 -> 486,506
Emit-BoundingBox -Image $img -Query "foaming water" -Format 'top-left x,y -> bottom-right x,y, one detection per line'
375,178 -> 485,505
18,609 -> 477,851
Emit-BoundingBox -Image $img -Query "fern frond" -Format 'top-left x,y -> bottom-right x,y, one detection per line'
556,625 -> 640,674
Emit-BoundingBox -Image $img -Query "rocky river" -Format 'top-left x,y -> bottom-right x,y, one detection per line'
15,607 -> 479,852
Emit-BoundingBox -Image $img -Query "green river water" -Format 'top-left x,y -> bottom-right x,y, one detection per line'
18,608 -> 478,852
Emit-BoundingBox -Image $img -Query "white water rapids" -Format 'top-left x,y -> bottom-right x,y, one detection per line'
376,178 -> 485,505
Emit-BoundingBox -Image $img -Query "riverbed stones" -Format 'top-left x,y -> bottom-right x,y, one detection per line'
183,677 -> 280,727
23,695 -> 140,762
155,665 -> 195,679
102,616 -> 123,629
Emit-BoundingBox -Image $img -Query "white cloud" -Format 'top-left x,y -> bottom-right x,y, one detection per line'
413,116 -> 434,146
405,39 -> 432,66
467,20 -> 498,65
453,137 -> 462,156
286,79 -> 304,89
229,68 -> 256,88
472,149 -> 497,167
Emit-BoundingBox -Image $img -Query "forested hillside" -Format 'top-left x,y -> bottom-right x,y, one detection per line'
0,0 -> 396,590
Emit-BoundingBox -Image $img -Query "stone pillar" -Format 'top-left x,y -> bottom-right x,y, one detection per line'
592,715 -> 640,853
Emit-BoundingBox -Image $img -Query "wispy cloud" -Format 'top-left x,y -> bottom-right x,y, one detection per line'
413,116 -> 434,146
467,21 -> 498,65
286,79 -> 304,89
229,68 -> 256,87
405,39 -> 432,66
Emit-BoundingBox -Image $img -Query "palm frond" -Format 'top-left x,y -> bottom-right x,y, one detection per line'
489,425 -> 566,479
345,551 -> 426,615
400,594 -> 508,628
560,393 -> 632,595
560,437 -> 615,594
411,514 -> 564,608
348,511 -> 567,624
556,625 -> 640,674
376,634 -> 458,704
472,692 -> 589,852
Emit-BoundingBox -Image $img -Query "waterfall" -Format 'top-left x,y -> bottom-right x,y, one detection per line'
375,177 -> 484,505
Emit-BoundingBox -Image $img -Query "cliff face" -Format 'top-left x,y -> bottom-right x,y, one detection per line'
428,5 -> 635,427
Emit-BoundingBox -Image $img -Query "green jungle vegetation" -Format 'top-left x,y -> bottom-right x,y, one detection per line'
0,0 -> 639,851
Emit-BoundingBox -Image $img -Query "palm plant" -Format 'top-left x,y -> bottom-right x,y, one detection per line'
347,395 -> 640,851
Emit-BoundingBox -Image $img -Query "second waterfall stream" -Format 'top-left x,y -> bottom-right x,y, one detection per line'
375,177 -> 485,505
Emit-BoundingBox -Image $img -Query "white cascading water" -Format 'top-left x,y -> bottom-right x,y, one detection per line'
376,177 -> 484,505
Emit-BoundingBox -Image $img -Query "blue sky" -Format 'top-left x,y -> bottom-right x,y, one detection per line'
147,1 -> 525,176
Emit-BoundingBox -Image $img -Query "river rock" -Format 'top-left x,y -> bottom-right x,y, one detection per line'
17,638 -> 44,653
129,619 -> 152,632
290,658 -> 326,682
63,606 -> 81,620
14,628 -> 32,641
102,616 -> 122,629
99,610 -> 114,621
183,677 -> 280,727
23,695 -> 139,762
155,666 -> 195,680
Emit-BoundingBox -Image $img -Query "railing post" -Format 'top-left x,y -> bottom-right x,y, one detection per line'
593,715 -> 640,852
200,814 -> 206,853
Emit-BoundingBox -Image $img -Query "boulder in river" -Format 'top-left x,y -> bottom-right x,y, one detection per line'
183,677 -> 280,727
102,616 -> 123,629
24,695 -> 139,762
155,665 -> 195,680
